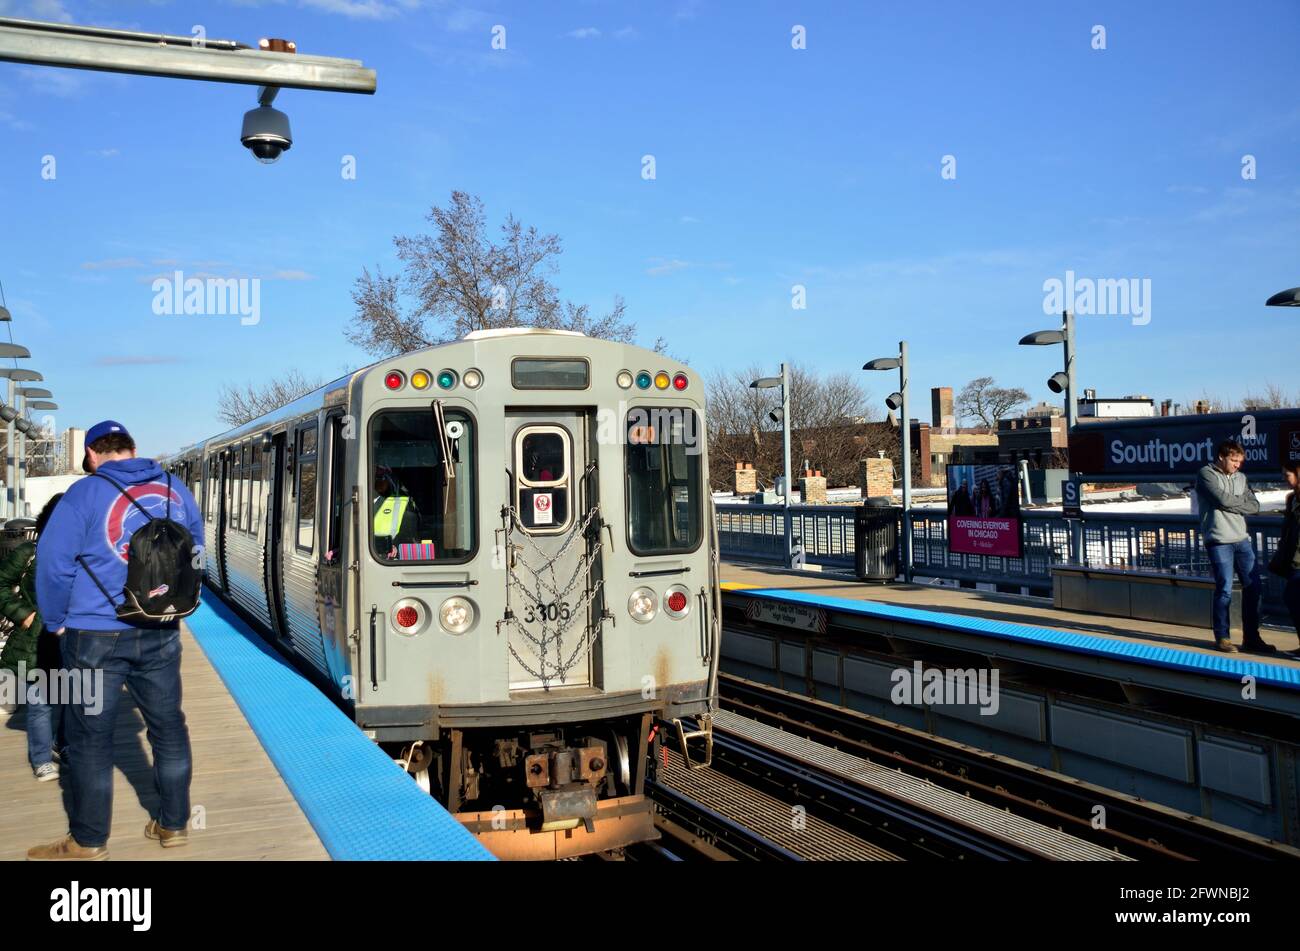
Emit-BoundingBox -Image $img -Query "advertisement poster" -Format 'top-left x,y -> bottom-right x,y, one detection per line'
946,464 -> 1023,558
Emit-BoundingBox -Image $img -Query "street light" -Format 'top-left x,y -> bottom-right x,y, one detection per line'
1020,310 -> 1081,561
1266,287 -> 1300,307
17,387 -> 51,398
750,365 -> 801,569
0,367 -> 39,518
864,342 -> 912,583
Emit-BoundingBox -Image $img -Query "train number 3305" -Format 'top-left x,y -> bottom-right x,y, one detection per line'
523,600 -> 572,623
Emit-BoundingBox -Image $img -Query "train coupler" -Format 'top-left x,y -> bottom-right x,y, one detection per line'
672,714 -> 714,770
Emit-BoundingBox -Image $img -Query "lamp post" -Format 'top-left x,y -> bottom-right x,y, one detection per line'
1266,287 -> 1300,307
1019,310 -> 1079,560
864,342 -> 912,582
0,368 -> 43,519
750,364 -> 801,570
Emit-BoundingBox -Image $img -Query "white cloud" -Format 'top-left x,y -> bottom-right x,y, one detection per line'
679,215 -> 700,224
0,0 -> 73,22
81,258 -> 144,270
614,26 -> 637,39
566,27 -> 601,39
646,258 -> 692,276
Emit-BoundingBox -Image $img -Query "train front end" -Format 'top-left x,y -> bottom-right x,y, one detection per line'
349,329 -> 719,859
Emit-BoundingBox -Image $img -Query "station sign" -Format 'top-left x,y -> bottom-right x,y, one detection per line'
1062,477 -> 1083,518
1068,408 -> 1300,481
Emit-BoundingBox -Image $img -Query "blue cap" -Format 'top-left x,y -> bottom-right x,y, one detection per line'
85,420 -> 130,445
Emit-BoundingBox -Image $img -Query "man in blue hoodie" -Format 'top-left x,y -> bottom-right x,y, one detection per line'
27,420 -> 204,861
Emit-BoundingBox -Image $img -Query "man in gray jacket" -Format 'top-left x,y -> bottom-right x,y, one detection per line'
1195,439 -> 1274,653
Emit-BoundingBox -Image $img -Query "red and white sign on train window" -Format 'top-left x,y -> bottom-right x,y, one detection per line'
533,492 -> 553,525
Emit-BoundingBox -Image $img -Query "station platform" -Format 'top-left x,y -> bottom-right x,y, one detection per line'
720,562 -> 1300,844
0,595 -> 493,861
720,562 -> 1300,717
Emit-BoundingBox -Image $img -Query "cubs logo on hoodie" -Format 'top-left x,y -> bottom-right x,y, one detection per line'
104,481 -> 185,563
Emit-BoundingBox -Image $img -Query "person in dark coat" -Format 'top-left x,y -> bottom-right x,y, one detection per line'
0,493 -> 64,780
1268,460 -> 1300,655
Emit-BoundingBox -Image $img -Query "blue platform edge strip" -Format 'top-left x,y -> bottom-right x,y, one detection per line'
184,597 -> 494,860
734,587 -> 1300,691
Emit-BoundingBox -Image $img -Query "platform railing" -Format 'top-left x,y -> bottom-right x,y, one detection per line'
716,503 -> 1289,615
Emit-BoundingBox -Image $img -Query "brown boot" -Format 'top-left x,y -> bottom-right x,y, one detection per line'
1215,639 -> 1239,653
144,819 -> 189,848
27,834 -> 109,861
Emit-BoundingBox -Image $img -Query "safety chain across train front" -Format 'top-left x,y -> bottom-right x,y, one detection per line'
498,503 -> 605,688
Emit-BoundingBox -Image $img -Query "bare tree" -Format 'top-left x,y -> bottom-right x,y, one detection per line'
348,191 -> 648,355
1241,384 -> 1297,411
956,376 -> 1029,429
217,369 -> 325,427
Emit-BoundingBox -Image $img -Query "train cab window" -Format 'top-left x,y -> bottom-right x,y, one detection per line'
296,424 -> 318,553
369,409 -> 476,563
624,407 -> 703,554
514,426 -> 572,534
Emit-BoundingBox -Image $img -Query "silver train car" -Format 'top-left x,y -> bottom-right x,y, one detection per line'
168,329 -> 720,858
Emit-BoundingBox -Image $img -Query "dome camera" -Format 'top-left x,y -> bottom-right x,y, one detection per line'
241,104 -> 292,164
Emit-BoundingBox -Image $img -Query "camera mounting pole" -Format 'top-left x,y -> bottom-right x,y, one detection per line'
0,16 -> 376,94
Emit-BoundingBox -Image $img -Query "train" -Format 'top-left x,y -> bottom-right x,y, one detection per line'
166,328 -> 720,859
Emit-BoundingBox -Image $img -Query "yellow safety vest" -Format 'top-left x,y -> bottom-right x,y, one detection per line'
373,495 -> 410,537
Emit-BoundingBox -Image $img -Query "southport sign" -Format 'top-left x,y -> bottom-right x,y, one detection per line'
1068,408 -> 1300,481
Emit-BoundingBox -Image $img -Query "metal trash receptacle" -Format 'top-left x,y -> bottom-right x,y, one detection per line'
0,519 -> 36,558
854,498 -> 899,583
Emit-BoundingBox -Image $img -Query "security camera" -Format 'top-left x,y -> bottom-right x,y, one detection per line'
446,421 -> 465,440
241,104 -> 292,164
1047,372 -> 1069,394
885,391 -> 904,411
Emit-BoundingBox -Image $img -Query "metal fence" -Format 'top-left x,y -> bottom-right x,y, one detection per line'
716,503 -> 1289,613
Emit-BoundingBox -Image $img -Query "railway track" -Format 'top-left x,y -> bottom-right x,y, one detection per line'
646,709 -> 1131,860
718,672 -> 1300,861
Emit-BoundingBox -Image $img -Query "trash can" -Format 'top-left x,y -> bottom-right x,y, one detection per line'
0,519 -> 36,557
854,498 -> 899,583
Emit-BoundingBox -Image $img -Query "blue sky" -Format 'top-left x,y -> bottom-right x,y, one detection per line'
0,0 -> 1297,454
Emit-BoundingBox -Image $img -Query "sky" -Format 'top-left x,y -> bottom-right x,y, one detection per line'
0,0 -> 1297,455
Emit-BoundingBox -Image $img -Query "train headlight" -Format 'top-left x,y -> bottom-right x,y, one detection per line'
392,598 -> 428,636
664,585 -> 691,619
628,587 -> 657,624
463,368 -> 483,389
439,596 -> 476,634
616,370 -> 634,389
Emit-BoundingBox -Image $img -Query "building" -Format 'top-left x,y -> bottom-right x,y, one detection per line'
997,414 -> 1068,467
61,427 -> 85,475
926,387 -> 1001,484
1078,389 -> 1155,420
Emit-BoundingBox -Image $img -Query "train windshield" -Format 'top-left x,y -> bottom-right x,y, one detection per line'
625,407 -> 703,554
370,409 -> 475,563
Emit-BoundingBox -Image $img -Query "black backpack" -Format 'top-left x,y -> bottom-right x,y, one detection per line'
76,472 -> 203,625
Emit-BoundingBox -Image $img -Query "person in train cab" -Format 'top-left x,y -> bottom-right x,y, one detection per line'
1195,439 -> 1272,654
372,465 -> 419,558
1267,459 -> 1300,655
26,420 -> 206,861
0,494 -> 65,782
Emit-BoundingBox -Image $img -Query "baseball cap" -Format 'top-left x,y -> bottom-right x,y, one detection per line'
82,420 -> 132,473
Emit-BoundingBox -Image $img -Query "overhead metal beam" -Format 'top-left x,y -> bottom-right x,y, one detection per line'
0,17 -> 376,94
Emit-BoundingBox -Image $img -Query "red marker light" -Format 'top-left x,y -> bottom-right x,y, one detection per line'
666,591 -> 688,613
672,373 -> 688,391
396,606 -> 419,628
384,371 -> 404,391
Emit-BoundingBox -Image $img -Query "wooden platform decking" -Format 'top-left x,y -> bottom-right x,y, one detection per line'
721,562 -> 1300,663
0,624 -> 328,861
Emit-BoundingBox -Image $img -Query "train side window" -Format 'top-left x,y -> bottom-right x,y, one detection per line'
250,442 -> 262,536
296,423 -> 318,554
240,442 -> 252,532
206,456 -> 218,522
325,415 -> 346,564
227,448 -> 239,532
514,425 -> 571,534
624,407 -> 703,554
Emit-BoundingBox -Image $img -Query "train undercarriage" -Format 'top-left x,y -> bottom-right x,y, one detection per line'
388,711 -> 714,860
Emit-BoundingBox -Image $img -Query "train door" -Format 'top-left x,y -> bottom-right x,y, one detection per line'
264,431 -> 289,641
502,410 -> 601,690
317,411 -> 349,686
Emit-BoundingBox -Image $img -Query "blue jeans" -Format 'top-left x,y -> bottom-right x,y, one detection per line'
61,627 -> 192,849
23,678 -> 61,768
1206,539 -> 1262,642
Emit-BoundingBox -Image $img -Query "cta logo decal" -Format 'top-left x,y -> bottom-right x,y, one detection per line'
105,482 -> 182,562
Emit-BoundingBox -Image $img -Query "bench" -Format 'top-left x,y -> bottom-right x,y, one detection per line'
1052,565 -> 1240,633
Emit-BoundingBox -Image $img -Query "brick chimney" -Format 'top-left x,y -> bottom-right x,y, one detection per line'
932,387 -> 954,431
